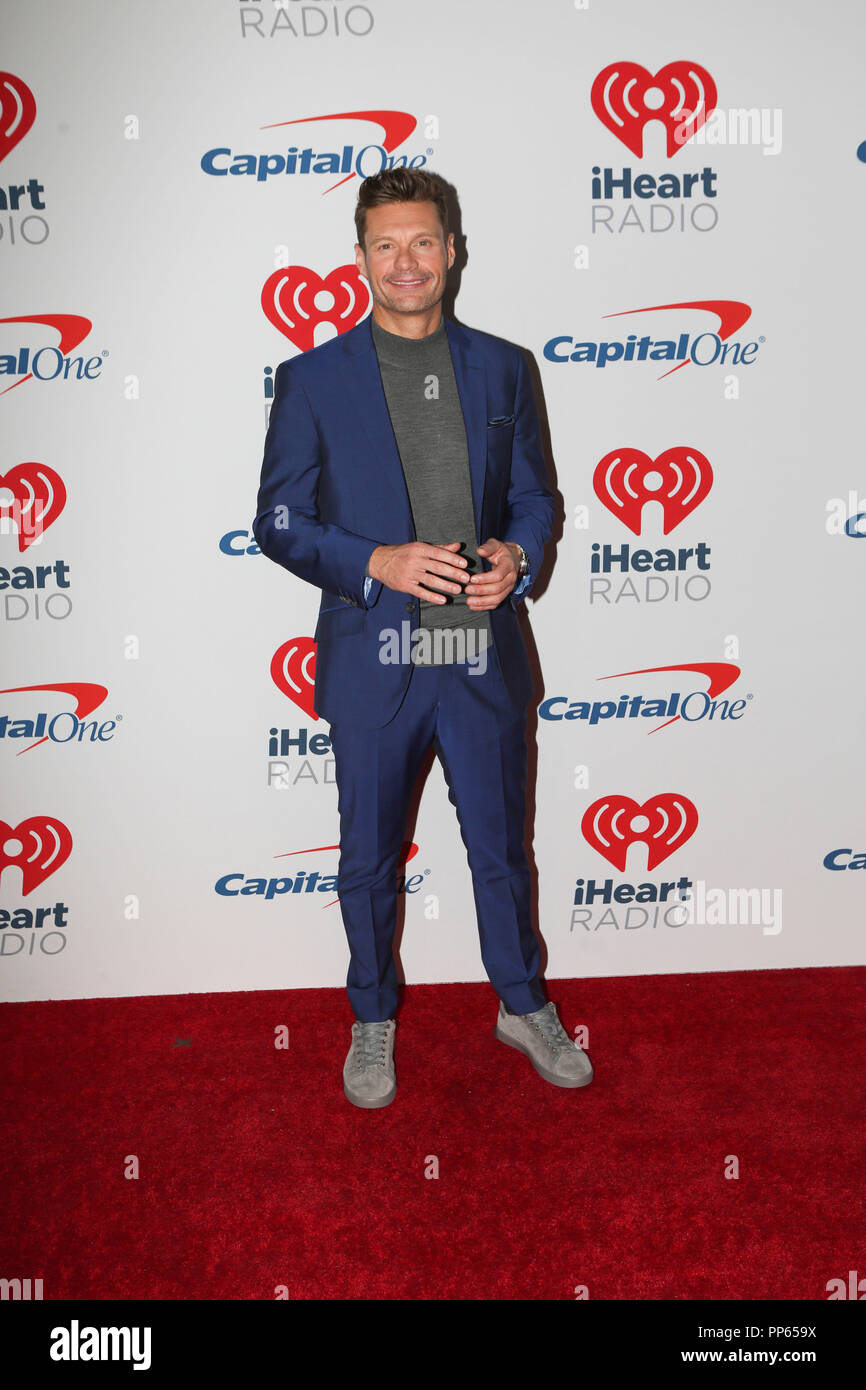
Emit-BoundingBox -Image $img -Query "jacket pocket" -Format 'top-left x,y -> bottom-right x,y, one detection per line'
315,603 -> 366,638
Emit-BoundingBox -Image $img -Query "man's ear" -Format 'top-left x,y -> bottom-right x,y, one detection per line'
446,232 -> 455,269
354,241 -> 366,276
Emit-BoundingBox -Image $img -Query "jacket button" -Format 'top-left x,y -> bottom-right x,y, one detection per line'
405,601 -> 415,612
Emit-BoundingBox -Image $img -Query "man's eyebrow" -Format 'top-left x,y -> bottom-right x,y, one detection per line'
369,230 -> 437,244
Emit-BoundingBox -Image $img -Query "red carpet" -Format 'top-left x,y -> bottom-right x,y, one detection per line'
1,967 -> 863,1300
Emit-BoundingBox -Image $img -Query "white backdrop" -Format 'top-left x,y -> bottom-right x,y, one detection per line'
2,0 -> 864,1003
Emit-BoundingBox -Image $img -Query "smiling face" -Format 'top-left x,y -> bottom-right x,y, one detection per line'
355,200 -> 455,335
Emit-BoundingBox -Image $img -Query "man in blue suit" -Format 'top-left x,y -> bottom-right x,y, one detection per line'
254,168 -> 593,1107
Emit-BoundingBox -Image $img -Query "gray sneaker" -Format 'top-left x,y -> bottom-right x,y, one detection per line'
343,1018 -> 397,1109
495,1000 -> 593,1088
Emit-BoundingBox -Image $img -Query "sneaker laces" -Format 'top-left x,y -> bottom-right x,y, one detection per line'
527,1003 -> 574,1054
353,1020 -> 393,1071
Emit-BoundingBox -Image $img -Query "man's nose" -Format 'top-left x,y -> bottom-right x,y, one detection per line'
393,243 -> 418,269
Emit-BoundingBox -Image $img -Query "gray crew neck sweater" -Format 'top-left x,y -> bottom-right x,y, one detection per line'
371,316 -> 491,664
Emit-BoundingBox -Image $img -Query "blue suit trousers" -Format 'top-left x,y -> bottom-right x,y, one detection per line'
328,654 -> 547,1022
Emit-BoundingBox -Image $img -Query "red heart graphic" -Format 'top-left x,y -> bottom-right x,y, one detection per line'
262,264 -> 370,352
581,793 -> 698,871
591,61 -> 717,158
593,446 -> 713,535
0,73 -> 37,165
0,462 -> 67,552
0,816 -> 73,895
271,637 -> 318,720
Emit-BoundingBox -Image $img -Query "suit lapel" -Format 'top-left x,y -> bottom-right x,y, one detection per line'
444,318 -> 488,538
340,317 -> 414,536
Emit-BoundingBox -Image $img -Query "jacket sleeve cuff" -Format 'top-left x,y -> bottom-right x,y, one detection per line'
363,552 -> 383,609
510,565 -> 533,608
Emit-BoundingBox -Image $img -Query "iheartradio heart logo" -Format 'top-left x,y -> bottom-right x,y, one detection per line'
582,793 -> 698,871
0,73 -> 36,165
0,462 -> 67,552
0,815 -> 72,895
591,61 -> 717,158
271,637 -> 318,720
593,446 -> 713,535
262,264 -> 370,353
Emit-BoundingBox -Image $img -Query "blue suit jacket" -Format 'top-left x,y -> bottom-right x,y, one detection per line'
253,314 -> 555,728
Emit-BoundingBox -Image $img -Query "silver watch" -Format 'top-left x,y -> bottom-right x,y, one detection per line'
515,544 -> 529,577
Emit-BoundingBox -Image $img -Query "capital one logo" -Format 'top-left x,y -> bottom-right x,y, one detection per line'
0,313 -> 96,396
593,447 -> 713,534
201,110 -> 420,194
542,299 -> 757,381
0,816 -> 72,894
581,793 -> 698,870
1,682 -> 110,753
259,109 -> 418,194
0,462 -> 67,550
277,839 -> 419,907
591,61 -> 718,157
271,637 -> 317,719
0,72 -> 36,163
261,264 -> 370,352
